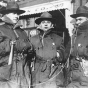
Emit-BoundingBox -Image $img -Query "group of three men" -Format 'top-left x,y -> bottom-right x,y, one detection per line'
0,1 -> 88,88
0,1 -> 67,88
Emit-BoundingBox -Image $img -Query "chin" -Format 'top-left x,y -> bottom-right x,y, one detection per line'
13,21 -> 17,24
44,28 -> 50,30
13,20 -> 18,24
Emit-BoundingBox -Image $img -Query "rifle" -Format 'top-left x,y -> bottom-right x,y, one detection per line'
8,20 -> 19,65
8,41 -> 16,65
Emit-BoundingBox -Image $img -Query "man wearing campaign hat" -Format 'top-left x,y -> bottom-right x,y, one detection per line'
66,6 -> 88,88
29,12 -> 68,88
0,1 -> 32,88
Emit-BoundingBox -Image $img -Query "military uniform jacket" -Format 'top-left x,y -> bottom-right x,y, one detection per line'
70,20 -> 88,87
30,28 -> 65,61
71,21 -> 88,57
0,16 -> 31,80
30,28 -> 66,87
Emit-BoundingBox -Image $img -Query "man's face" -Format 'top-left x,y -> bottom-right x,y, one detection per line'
76,16 -> 88,26
6,13 -> 19,24
39,20 -> 53,31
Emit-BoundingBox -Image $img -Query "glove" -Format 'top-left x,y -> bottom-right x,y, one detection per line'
57,52 -> 60,58
56,50 -> 64,63
0,38 -> 11,56
52,51 -> 63,66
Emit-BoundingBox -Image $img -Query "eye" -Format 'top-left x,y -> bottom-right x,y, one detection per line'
47,21 -> 51,23
41,20 -> 51,24
76,18 -> 82,21
41,21 -> 45,24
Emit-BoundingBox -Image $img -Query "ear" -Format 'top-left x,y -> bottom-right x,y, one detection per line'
51,24 -> 54,27
86,18 -> 88,21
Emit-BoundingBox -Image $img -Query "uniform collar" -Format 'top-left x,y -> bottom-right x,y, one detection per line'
78,20 -> 88,31
38,28 -> 54,36
77,20 -> 88,35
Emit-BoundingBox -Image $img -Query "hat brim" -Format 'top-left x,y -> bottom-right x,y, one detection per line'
35,18 -> 56,25
0,9 -> 25,15
70,13 -> 88,18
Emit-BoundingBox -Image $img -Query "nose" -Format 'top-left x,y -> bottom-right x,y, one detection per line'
44,23 -> 48,26
44,22 -> 48,25
14,14 -> 19,19
76,20 -> 81,26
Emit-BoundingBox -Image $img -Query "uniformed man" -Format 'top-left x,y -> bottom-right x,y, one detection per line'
29,12 -> 67,88
66,6 -> 88,88
0,1 -> 32,88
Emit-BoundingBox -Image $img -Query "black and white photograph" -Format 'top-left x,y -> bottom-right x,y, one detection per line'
0,0 -> 88,88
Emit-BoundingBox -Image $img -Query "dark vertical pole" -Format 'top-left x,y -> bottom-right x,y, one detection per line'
80,0 -> 82,6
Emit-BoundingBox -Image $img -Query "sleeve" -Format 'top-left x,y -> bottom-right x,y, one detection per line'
56,39 -> 66,63
15,38 -> 32,53
0,31 -> 11,56
13,28 -> 33,53
64,38 -> 71,61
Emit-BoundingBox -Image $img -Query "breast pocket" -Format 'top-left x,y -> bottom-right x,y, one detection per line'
0,38 -> 10,56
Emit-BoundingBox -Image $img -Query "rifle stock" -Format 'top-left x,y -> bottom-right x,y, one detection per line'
8,41 -> 15,65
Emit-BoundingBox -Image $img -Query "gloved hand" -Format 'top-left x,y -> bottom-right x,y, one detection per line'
52,51 -> 63,65
56,50 -> 64,63
57,52 -> 60,58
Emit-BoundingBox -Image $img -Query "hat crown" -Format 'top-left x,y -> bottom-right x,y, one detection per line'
40,12 -> 52,18
6,1 -> 19,10
35,12 -> 56,24
76,6 -> 88,14
0,1 -> 25,15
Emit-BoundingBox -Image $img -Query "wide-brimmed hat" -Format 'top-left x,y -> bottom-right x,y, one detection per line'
0,1 -> 25,15
35,12 -> 56,24
71,6 -> 88,18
